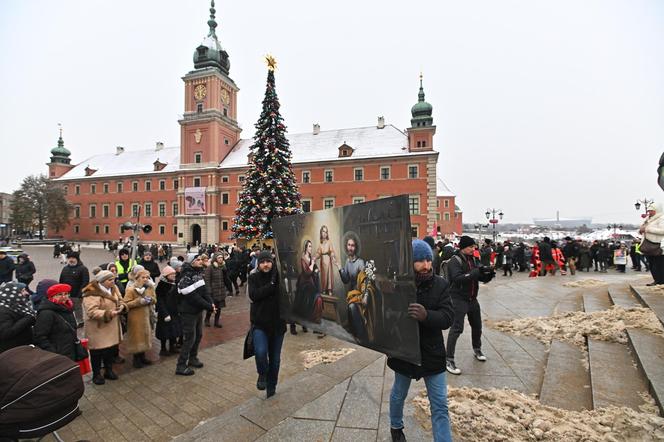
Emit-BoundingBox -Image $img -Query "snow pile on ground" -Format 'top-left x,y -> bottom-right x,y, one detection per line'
562,279 -> 607,288
639,285 -> 664,295
413,387 -> 664,441
490,306 -> 664,347
300,348 -> 355,369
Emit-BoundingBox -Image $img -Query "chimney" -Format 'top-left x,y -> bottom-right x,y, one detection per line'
155,141 -> 164,151
115,146 -> 125,155
377,116 -> 385,129
313,123 -> 320,135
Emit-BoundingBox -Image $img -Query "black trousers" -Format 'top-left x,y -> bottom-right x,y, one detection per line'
177,312 -> 204,370
205,300 -> 222,325
90,345 -> 117,375
648,255 -> 664,284
446,298 -> 482,360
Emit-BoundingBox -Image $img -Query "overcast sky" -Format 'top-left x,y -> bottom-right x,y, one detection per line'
1,0 -> 662,224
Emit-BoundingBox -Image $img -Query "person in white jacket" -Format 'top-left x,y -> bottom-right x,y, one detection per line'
639,202 -> 664,285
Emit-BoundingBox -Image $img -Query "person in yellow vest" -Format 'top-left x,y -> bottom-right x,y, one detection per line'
114,249 -> 136,286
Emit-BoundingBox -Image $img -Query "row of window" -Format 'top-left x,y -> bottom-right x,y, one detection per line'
74,202 -> 179,219
73,224 -> 178,236
301,165 -> 419,184
68,179 -> 180,196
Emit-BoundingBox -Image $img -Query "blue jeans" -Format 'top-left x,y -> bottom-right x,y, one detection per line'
253,328 -> 285,391
390,371 -> 452,442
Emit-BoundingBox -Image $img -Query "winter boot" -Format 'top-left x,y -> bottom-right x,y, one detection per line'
256,374 -> 267,391
390,427 -> 407,441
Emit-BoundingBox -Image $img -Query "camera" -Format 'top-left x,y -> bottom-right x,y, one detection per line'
478,265 -> 496,283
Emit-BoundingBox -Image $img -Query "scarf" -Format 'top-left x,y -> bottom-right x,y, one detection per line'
50,295 -> 74,311
0,282 -> 35,317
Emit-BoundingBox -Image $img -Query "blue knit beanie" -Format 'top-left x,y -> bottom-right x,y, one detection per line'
412,239 -> 433,262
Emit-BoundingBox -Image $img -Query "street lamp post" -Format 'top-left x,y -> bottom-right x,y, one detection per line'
120,208 -> 153,261
474,223 -> 489,242
635,198 -> 654,218
607,223 -> 622,239
485,209 -> 504,243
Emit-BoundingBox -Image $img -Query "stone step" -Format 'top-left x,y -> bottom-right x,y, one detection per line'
587,338 -> 649,411
630,285 -> 664,327
539,340 -> 592,411
582,290 -> 612,313
607,285 -> 642,309
626,328 -> 664,416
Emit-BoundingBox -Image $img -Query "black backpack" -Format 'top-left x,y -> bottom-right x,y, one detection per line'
441,255 -> 463,284
0,345 -> 84,439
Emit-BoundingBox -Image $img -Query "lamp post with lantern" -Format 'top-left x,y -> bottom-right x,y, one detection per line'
485,209 -> 504,243
635,198 -> 654,218
607,223 -> 622,239
474,223 -> 489,243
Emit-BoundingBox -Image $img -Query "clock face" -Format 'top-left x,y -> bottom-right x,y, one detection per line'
193,84 -> 207,101
220,89 -> 230,105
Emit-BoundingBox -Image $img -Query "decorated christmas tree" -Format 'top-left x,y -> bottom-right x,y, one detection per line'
231,55 -> 302,239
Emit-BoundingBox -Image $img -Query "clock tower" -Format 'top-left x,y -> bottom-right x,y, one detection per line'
177,0 -> 241,245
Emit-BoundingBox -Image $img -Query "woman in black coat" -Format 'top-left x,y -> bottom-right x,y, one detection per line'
33,283 -> 79,361
16,254 -> 37,288
155,266 -> 182,356
0,282 -> 35,353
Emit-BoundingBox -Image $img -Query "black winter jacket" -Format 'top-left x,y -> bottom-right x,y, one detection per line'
387,275 -> 454,379
539,242 -> 553,262
15,258 -> 36,284
140,259 -> 161,282
59,262 -> 90,298
248,267 -> 286,336
33,300 -> 77,361
0,305 -> 34,353
446,252 -> 484,300
177,263 -> 214,315
0,256 -> 15,283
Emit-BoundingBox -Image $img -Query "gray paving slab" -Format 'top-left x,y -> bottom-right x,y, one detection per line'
555,292 -> 584,314
255,417 -> 335,442
376,378 -> 433,442
631,285 -> 664,327
607,285 -> 642,309
587,338 -> 648,410
452,349 -> 515,376
354,355 -> 386,377
331,427 -> 378,442
447,373 -> 528,393
583,290 -> 612,313
292,378 -> 350,421
539,340 -> 592,410
336,376 -> 383,429
173,408 -> 265,442
627,328 -> 664,416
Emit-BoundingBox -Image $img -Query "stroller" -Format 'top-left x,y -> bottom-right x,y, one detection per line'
0,346 -> 85,441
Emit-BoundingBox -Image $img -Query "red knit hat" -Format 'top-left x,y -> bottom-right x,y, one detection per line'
46,284 -> 72,298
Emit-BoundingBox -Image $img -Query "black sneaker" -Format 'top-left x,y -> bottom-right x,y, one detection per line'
266,388 -> 276,399
104,369 -> 118,380
92,374 -> 105,385
175,367 -> 195,376
446,360 -> 461,375
390,427 -> 407,442
256,374 -> 267,391
188,358 -> 204,368
474,349 -> 487,361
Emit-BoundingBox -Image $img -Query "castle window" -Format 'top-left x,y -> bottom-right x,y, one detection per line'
159,180 -> 166,191
222,176 -> 229,183
95,225 -> 100,234
194,152 -> 202,164
74,225 -> 80,234
324,170 -> 333,183
301,199 -> 312,213
193,177 -> 201,187
159,203 -> 166,217
411,226 -> 419,238
103,183 -> 109,194
90,184 -> 96,194
159,225 -> 165,235
173,202 -> 178,215
222,221 -> 228,231
324,198 -> 335,209
74,206 -> 80,218
352,197 -> 365,205
144,203 -> 152,217
444,199 -> 449,208
354,168 -> 364,181
173,179 -> 179,189
116,204 -> 123,217
408,165 -> 419,179
380,167 -> 391,180
444,212 -> 451,221
132,204 -> 140,217
197,103 -> 203,113
75,185 -> 80,195
63,186 -> 68,195
145,180 -> 151,192
222,193 -> 229,204
416,141 -> 422,148
302,171 -> 310,184
104,225 -> 109,234
223,108 -> 228,117
238,175 -> 245,183
173,225 -> 178,235
132,181 -> 138,192
102,204 -> 109,218
89,205 -> 96,219
408,196 -> 420,215
117,182 -> 123,193
224,138 -> 230,145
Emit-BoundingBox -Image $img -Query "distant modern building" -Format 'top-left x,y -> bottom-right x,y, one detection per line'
533,212 -> 592,228
0,192 -> 12,238
48,2 -> 463,244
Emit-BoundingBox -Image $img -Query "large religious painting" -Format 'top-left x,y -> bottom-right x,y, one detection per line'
272,195 -> 421,365
184,187 -> 206,215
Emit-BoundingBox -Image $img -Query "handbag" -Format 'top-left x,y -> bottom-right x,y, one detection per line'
243,325 -> 255,360
640,238 -> 662,256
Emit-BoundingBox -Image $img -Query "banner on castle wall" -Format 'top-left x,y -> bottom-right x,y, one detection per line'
272,195 -> 421,366
184,187 -> 206,215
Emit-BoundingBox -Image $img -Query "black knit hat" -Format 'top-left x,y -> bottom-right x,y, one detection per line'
458,235 -> 476,250
257,250 -> 273,264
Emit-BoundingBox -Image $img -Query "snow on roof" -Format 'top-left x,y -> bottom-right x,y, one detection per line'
55,146 -> 180,180
219,124 -> 417,169
436,178 -> 455,197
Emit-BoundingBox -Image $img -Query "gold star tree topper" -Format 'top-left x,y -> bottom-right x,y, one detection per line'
265,54 -> 277,71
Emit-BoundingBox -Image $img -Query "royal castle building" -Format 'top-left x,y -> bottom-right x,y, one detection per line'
48,3 -> 463,245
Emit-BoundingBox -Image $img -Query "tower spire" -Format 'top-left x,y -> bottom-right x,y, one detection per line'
418,72 -> 425,102
207,0 -> 218,37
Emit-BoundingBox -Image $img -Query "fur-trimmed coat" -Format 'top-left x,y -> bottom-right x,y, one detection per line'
123,284 -> 156,354
82,281 -> 126,350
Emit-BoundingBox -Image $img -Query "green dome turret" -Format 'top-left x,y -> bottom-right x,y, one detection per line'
410,74 -> 433,127
50,125 -> 71,165
193,0 -> 230,74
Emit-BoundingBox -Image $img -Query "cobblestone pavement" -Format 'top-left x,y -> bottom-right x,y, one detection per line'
22,245 -> 653,441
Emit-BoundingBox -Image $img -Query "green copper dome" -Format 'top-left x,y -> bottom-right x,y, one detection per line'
411,75 -> 433,127
50,128 -> 71,164
193,0 -> 230,74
